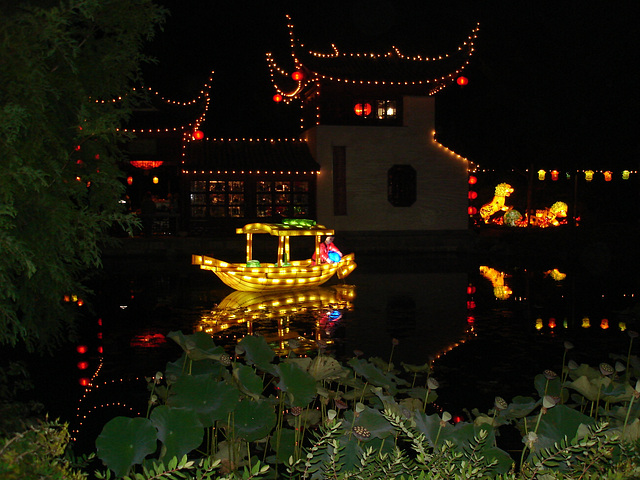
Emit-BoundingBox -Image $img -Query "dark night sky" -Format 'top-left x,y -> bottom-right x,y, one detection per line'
142,1 -> 640,171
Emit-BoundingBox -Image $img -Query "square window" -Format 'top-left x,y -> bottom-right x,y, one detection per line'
229,194 -> 244,205
257,181 -> 272,192
293,181 -> 309,192
257,206 -> 272,217
191,206 -> 207,217
275,181 -> 291,192
191,181 -> 207,192
229,206 -> 244,217
377,100 -> 397,119
210,206 -> 226,217
257,194 -> 272,205
229,181 -> 244,192
209,181 -> 226,192
209,194 -> 225,205
190,193 -> 207,205
275,194 -> 291,205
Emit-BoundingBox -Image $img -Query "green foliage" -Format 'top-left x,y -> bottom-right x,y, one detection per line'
0,0 -> 166,350
0,418 -> 88,480
91,331 -> 640,479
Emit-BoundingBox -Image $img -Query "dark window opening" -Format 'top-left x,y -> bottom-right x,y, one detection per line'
388,165 -> 416,207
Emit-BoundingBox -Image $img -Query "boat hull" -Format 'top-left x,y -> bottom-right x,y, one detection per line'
192,253 -> 356,292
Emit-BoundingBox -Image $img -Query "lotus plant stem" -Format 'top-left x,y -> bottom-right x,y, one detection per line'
627,336 -> 635,380
247,440 -> 252,472
422,386 -> 432,412
593,385 -> 602,420
434,424 -> 443,448
623,394 -> 637,438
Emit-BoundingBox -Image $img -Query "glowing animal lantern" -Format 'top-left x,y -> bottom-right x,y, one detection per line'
479,266 -> 512,300
585,170 -> 594,181
503,209 -> 523,227
530,201 -> 568,228
544,268 -> 567,281
479,183 -> 514,223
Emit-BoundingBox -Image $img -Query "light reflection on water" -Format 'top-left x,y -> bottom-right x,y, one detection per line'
53,252 -> 640,447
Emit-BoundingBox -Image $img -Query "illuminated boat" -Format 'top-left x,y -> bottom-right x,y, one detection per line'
192,221 -> 356,292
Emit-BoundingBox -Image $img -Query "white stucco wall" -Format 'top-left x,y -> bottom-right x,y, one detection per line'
303,95 -> 469,232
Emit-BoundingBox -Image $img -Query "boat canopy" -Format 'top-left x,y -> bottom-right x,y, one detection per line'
236,222 -> 334,237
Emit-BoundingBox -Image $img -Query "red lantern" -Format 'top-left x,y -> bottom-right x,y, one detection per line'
551,170 -> 559,181
468,175 -> 477,185
193,130 -> 204,140
468,206 -> 477,215
79,378 -> 90,386
126,176 -> 133,185
467,285 -> 476,295
468,191 -> 478,200
291,70 -> 304,81
273,93 -> 283,103
76,345 -> 88,354
354,103 -> 372,116
456,76 -> 469,86
77,361 -> 89,370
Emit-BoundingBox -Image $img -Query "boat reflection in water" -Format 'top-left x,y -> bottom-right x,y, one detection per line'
195,284 -> 356,355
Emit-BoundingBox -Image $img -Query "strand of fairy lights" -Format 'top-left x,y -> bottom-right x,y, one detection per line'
267,17 -> 478,91
304,24 -> 480,62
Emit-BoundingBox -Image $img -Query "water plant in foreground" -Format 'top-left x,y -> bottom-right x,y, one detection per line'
88,330 -> 640,479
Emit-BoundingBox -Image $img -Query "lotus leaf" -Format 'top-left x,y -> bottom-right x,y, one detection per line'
349,406 -> 394,440
568,375 -> 612,401
167,330 -> 225,361
233,364 -> 264,400
307,355 -> 347,381
233,398 -> 277,442
166,352 -> 226,378
413,411 -> 447,445
536,404 -> 595,443
285,408 -> 321,428
275,362 -> 317,407
621,418 -> 640,442
600,381 -> 633,403
150,405 -> 204,461
534,374 -> 562,398
499,396 -> 539,420
347,357 -> 400,393
238,335 -> 276,374
95,416 -> 158,478
567,363 -> 601,381
168,373 -> 240,427
274,427 -> 296,463
405,386 -> 438,404
283,356 -> 312,371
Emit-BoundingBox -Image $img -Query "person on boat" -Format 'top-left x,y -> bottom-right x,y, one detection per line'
313,235 -> 342,264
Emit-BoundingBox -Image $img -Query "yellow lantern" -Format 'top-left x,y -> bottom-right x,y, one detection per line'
622,170 -> 630,180
584,170 -> 594,182
537,169 -> 546,181
152,176 -> 159,184
582,317 -> 590,328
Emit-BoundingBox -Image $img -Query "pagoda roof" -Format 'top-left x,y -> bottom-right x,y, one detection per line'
182,139 -> 320,173
267,18 -> 479,99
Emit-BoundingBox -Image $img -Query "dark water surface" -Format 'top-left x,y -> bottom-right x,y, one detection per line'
11,246 -> 640,450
